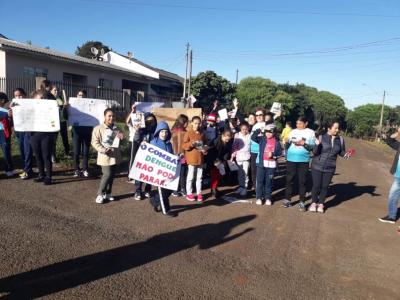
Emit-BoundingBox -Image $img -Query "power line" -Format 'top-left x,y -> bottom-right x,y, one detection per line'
81,0 -> 400,18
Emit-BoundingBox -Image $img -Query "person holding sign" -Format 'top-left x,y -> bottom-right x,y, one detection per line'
91,108 -> 123,204
149,121 -> 177,217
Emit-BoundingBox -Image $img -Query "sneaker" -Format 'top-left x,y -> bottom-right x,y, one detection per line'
186,194 -> 195,202
378,216 -> 396,224
197,194 -> 204,202
73,170 -> 81,177
211,189 -> 220,198
105,194 -> 115,201
5,170 -> 14,177
144,192 -> 151,198
240,189 -> 248,197
282,199 -> 291,208
265,199 -> 272,206
180,190 -> 187,197
82,170 -> 90,178
236,187 -> 244,194
95,195 -> 104,204
317,204 -> 325,213
51,155 -> 56,163
19,171 -> 30,180
298,201 -> 306,212
43,177 -> 52,185
308,203 -> 317,212
134,192 -> 143,201
163,211 -> 177,218
171,191 -> 181,197
256,199 -> 263,205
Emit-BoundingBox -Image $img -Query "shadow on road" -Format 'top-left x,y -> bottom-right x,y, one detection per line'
0,215 -> 255,299
326,181 -> 380,209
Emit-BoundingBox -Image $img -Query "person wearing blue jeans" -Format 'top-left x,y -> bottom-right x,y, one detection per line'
379,128 -> 400,224
16,132 -> 33,179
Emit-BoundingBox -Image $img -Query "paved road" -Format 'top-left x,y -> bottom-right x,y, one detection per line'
0,138 -> 399,299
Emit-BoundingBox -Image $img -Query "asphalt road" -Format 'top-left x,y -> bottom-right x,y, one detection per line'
0,138 -> 399,299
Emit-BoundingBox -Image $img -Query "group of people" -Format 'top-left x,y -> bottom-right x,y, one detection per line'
2,86 -> 399,224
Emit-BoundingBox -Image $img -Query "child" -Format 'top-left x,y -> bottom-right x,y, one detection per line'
207,130 -> 233,198
171,114 -> 189,197
204,113 -> 218,146
231,122 -> 251,197
0,92 -> 13,177
133,112 -> 157,200
150,121 -> 177,217
183,116 -> 207,202
251,124 -> 282,206
91,108 -> 123,204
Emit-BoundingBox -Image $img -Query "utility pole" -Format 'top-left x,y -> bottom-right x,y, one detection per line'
188,48 -> 193,96
182,43 -> 190,100
377,90 -> 386,141
235,69 -> 239,85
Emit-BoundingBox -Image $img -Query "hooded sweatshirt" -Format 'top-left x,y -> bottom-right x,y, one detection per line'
150,121 -> 173,154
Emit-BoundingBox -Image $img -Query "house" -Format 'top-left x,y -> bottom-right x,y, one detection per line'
0,36 -> 183,106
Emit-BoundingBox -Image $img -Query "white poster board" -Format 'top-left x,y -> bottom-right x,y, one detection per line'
129,142 -> 180,191
271,102 -> 282,116
134,102 -> 164,113
68,97 -> 109,127
130,113 -> 145,128
12,99 -> 60,132
218,108 -> 229,121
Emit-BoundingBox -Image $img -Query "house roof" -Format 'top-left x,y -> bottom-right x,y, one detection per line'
0,37 -> 183,83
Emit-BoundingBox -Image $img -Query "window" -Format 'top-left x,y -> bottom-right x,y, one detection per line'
24,67 -> 48,78
99,78 -> 113,89
63,73 -> 87,85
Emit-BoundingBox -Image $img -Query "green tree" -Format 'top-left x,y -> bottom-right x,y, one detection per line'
75,41 -> 112,59
190,71 -> 236,109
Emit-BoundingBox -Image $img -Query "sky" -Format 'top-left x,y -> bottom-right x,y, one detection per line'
1,0 -> 399,109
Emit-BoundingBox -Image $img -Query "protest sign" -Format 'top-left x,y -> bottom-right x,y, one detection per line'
129,142 -> 181,191
12,99 -> 60,132
218,108 -> 228,121
68,97 -> 109,127
152,108 -> 202,128
134,102 -> 164,113
271,102 -> 282,116
130,113 -> 145,128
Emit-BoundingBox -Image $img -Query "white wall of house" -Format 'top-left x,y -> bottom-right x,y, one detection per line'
0,50 -> 6,78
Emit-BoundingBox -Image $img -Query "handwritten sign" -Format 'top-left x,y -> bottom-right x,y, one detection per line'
12,99 -> 60,132
68,97 -> 109,127
129,142 -> 180,191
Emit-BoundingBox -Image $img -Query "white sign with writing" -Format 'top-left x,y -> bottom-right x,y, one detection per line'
68,97 -> 109,127
12,99 -> 60,132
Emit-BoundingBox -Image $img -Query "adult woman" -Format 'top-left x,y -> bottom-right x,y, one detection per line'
283,116 -> 316,211
91,108 -> 123,204
71,90 -> 92,177
309,121 -> 346,213
249,108 -> 266,191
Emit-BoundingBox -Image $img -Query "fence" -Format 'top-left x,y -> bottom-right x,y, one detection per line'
0,77 -> 182,111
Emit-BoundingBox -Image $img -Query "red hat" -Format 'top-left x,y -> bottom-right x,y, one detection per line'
207,113 -> 217,123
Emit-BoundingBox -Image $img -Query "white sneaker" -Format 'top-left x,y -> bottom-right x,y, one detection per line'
256,199 -> 263,205
82,170 -> 90,178
5,171 -> 14,177
265,199 -> 272,206
95,195 -> 104,204
105,194 -> 115,201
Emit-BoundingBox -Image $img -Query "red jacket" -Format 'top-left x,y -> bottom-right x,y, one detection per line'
1,117 -> 13,139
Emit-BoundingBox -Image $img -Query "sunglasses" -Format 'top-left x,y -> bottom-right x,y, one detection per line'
256,114 -> 264,117
265,130 -> 274,133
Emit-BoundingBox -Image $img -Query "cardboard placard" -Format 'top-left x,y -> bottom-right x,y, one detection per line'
152,108 -> 202,128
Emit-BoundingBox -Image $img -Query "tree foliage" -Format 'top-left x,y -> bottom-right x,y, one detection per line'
75,41 -> 112,59
190,71 -> 236,109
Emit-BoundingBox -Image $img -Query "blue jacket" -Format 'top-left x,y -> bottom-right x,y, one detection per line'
311,134 -> 346,173
150,121 -> 173,154
251,129 -> 282,167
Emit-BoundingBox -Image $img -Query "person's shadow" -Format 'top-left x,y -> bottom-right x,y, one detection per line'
325,181 -> 380,209
0,215 -> 256,299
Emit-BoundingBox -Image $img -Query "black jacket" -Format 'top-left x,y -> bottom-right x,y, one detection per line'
206,137 -> 233,165
386,137 -> 400,175
311,134 -> 346,173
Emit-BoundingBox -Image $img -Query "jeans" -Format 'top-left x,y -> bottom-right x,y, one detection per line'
250,153 -> 258,189
72,126 -> 92,171
98,165 -> 116,195
311,169 -> 334,204
0,131 -> 13,172
16,131 -> 33,173
135,180 -> 151,194
256,167 -> 275,200
285,161 -> 309,202
152,187 -> 171,213
30,132 -> 53,178
237,160 -> 250,189
186,165 -> 203,195
388,177 -> 400,219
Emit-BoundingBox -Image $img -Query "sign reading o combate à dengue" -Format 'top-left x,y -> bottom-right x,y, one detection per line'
129,142 -> 181,191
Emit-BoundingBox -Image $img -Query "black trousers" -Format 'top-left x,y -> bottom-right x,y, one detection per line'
311,169 -> 334,204
179,164 -> 188,194
285,161 -> 309,202
72,126 -> 92,171
150,187 -> 171,213
30,132 -> 53,178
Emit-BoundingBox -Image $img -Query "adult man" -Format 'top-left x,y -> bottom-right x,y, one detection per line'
379,127 -> 400,224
